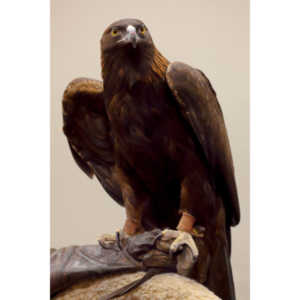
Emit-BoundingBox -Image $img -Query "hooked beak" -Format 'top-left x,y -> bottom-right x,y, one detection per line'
129,32 -> 137,48
118,25 -> 139,48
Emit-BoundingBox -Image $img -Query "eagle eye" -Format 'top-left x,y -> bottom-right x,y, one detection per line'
111,29 -> 119,37
139,26 -> 146,34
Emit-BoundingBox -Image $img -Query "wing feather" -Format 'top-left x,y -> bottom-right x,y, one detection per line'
62,78 -> 123,206
166,62 -> 240,226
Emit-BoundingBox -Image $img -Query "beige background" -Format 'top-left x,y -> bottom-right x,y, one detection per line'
51,0 -> 249,299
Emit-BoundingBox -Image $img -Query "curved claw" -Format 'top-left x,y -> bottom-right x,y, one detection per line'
162,229 -> 199,276
162,229 -> 199,258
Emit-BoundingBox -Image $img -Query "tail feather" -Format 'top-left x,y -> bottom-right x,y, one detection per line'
205,233 -> 236,300
226,225 -> 232,256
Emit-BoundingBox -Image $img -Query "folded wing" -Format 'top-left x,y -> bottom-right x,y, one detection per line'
166,62 -> 240,226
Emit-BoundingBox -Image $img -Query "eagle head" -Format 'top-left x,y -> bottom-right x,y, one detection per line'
100,19 -> 169,89
101,18 -> 154,53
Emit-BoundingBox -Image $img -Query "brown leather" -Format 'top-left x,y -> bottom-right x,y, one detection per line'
51,242 -> 137,297
51,230 -> 179,298
51,229 -> 235,300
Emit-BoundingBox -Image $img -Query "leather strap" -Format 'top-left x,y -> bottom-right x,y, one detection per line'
98,232 -> 172,300
98,268 -> 166,300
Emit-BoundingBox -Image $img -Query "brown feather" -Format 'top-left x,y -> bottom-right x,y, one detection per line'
62,19 -> 239,300
166,62 -> 240,226
62,78 -> 122,205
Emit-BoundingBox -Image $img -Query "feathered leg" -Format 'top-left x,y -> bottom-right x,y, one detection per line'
113,165 -> 150,235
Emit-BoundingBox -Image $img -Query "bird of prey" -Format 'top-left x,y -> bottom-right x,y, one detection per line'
62,19 -> 240,300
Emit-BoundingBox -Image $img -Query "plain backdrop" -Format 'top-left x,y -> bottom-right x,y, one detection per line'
51,1 -> 249,299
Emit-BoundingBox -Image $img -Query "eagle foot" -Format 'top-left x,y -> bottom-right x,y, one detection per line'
161,229 -> 199,276
98,230 -> 129,248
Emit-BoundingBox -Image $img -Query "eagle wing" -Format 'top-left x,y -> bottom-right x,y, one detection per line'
166,62 -> 240,226
62,78 -> 123,206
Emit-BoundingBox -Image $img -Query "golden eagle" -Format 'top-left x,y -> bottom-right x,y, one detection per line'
62,19 -> 240,300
